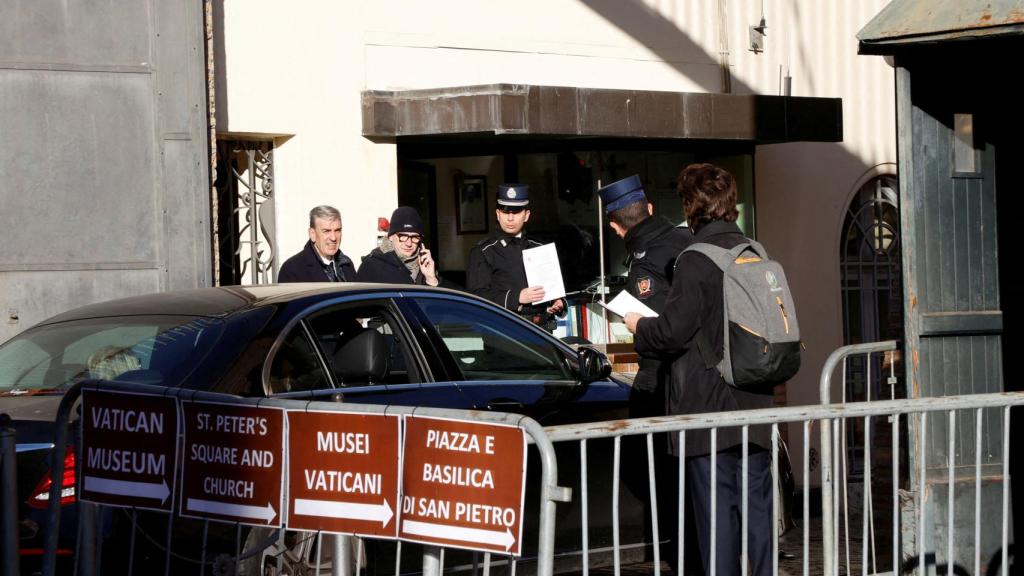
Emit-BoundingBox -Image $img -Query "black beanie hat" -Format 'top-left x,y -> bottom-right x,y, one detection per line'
387,206 -> 424,236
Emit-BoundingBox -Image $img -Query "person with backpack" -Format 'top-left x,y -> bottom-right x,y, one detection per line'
624,162 -> 800,576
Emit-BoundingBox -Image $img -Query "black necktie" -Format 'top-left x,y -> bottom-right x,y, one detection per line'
324,262 -> 339,282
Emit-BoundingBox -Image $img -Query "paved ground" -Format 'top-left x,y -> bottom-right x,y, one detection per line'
580,517 -> 877,576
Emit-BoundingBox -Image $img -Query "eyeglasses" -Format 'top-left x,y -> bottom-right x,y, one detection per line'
396,233 -> 422,244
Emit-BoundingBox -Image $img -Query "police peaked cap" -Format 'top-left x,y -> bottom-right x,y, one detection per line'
497,183 -> 529,207
598,174 -> 647,213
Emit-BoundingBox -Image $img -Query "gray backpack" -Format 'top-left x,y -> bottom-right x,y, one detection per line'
686,240 -> 801,388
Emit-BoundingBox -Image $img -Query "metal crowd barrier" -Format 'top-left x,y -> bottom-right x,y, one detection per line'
543,391 -> 1021,576
39,380 -> 570,576
819,340 -> 900,576
21,354 -> 1021,576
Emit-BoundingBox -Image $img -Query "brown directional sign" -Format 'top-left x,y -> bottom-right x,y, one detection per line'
286,411 -> 400,537
399,416 -> 527,555
179,402 -> 284,526
79,390 -> 179,512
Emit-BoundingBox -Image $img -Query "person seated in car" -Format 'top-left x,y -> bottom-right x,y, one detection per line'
356,207 -> 440,286
87,346 -> 142,380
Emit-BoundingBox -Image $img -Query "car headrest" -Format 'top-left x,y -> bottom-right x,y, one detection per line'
334,329 -> 389,384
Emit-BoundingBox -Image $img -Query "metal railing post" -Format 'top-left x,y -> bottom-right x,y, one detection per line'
333,534 -> 352,576
423,545 -> 442,576
74,418 -> 97,576
42,381 -> 83,576
520,417 -> 571,576
1,424 -> 20,576
818,340 -> 898,576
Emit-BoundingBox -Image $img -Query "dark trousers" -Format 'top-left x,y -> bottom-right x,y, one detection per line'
688,448 -> 773,576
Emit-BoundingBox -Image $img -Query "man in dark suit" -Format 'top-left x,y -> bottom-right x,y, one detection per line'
277,205 -> 356,283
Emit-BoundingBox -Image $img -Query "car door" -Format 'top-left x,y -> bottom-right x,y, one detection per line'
403,293 -> 642,560
403,293 -> 630,426
265,296 -> 474,409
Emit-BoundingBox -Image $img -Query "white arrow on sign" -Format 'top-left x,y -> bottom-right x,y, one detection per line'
293,498 -> 394,526
186,498 -> 277,524
402,519 -> 516,551
84,476 -> 171,504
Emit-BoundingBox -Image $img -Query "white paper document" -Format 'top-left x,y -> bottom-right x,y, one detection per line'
522,243 -> 566,302
599,290 -> 659,318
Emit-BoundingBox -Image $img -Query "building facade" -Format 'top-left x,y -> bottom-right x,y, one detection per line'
214,0 -> 897,483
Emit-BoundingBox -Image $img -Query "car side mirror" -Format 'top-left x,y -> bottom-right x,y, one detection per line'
576,347 -> 612,384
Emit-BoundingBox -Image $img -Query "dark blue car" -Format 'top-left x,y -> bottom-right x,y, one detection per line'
0,284 -> 645,574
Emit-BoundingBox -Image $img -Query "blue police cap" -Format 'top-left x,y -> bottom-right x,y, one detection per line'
598,175 -> 647,213
497,183 -> 529,208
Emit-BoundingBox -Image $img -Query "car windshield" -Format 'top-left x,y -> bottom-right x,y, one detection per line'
0,315 -> 224,392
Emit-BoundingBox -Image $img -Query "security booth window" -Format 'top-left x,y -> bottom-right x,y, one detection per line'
414,297 -> 571,381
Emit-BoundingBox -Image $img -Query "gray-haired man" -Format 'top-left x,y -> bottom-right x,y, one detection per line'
277,205 -> 356,283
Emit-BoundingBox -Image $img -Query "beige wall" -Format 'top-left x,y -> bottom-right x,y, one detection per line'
217,0 -> 896,485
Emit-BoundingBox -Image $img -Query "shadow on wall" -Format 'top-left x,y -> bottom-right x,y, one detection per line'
581,0 -> 887,494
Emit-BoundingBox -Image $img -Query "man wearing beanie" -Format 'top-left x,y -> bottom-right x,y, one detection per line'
356,206 -> 440,286
467,183 -> 565,330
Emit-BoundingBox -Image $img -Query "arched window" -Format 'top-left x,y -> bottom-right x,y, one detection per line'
840,175 -> 903,401
840,172 -> 904,413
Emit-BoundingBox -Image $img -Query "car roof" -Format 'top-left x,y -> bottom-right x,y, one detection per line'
36,283 -> 474,325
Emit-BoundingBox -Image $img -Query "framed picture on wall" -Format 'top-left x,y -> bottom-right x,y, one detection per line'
455,174 -> 488,234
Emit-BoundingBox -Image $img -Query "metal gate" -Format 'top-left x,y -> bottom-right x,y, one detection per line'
215,139 -> 277,286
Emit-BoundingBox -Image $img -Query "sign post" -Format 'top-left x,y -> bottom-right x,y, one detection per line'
399,416 -> 527,555
285,411 -> 401,537
179,402 -> 284,526
79,390 -> 179,511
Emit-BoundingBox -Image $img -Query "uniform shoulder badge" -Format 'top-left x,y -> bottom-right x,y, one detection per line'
637,277 -> 653,298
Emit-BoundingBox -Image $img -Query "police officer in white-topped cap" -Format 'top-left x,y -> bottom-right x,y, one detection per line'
467,183 -> 565,330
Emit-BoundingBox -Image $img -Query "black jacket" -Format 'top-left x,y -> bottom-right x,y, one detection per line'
634,220 -> 774,456
466,234 -> 564,322
277,241 -> 356,283
622,216 -> 694,393
355,248 -> 433,285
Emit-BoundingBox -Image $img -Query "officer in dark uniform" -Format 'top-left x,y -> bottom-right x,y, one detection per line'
467,183 -> 566,330
599,173 -> 695,572
600,174 -> 693,400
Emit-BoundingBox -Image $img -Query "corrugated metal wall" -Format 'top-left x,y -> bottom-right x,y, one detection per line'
0,0 -> 211,342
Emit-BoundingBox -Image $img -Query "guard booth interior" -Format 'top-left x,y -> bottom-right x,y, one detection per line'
396,138 -> 756,295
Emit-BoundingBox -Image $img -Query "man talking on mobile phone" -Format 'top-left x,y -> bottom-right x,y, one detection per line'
356,206 -> 441,286
467,183 -> 565,331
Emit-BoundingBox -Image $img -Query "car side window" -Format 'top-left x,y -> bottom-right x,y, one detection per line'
267,327 -> 331,394
306,303 -> 418,386
414,298 -> 571,381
